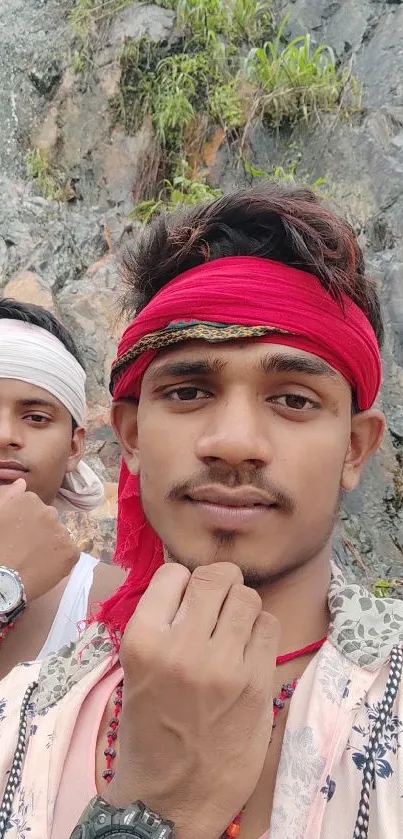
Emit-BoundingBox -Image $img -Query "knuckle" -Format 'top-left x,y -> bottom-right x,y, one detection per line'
243,679 -> 266,709
210,665 -> 244,697
152,563 -> 191,588
24,491 -> 42,509
121,625 -> 160,669
190,563 -> 243,590
255,612 -> 280,642
166,654 -> 196,685
165,639 -> 200,682
226,586 -> 262,630
230,585 -> 262,610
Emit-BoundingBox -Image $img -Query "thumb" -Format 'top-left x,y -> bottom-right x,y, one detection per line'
0,477 -> 27,504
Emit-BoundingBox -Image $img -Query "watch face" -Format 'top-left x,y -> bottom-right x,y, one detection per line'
0,568 -> 21,614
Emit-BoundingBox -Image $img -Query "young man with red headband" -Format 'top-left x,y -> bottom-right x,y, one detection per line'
0,185 -> 401,839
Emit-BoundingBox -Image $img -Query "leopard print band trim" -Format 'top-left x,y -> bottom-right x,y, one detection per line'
110,321 -> 291,394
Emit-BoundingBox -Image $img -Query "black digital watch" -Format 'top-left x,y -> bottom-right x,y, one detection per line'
70,797 -> 175,839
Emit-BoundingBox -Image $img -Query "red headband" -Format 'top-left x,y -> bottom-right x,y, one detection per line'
111,256 -> 381,409
97,257 -> 382,638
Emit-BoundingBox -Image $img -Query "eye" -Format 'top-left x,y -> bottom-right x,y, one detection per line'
25,414 -> 50,424
164,387 -> 211,402
270,394 -> 318,410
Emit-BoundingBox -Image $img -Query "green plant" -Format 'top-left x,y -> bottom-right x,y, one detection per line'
94,0 -> 360,219
69,0 -> 133,39
115,2 -> 359,149
231,0 -> 272,42
72,48 -> 87,73
372,578 -> 403,599
69,0 -> 94,40
173,0 -> 272,43
175,0 -> 228,41
209,81 -> 245,129
245,25 -> 360,127
25,148 -> 75,202
153,54 -> 200,144
242,157 -> 333,195
130,170 -> 222,222
310,175 -> 334,197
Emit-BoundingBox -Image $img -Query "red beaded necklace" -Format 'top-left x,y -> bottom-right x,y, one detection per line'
103,636 -> 326,838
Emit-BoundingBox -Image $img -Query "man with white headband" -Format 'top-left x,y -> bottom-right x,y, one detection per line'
0,298 -> 125,677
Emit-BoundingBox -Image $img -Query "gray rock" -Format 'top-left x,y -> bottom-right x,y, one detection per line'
0,0 -> 72,178
99,121 -> 160,214
108,3 -> 176,44
57,254 -> 123,406
29,57 -> 62,96
355,7 -> 403,108
0,237 -> 8,280
0,176 -> 107,290
275,0 -> 379,57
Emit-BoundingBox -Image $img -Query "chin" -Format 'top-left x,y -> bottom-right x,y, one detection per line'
164,530 -> 324,587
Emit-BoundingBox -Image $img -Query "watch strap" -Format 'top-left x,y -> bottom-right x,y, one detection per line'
0,566 -> 26,625
1,599 -> 26,626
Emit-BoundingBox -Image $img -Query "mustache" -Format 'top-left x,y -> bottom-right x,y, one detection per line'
166,466 -> 295,514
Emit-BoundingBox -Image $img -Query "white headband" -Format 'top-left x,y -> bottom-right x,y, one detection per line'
0,320 -> 104,512
0,320 -> 86,425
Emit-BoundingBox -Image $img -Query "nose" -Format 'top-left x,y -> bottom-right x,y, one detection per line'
0,409 -> 23,450
195,391 -> 273,469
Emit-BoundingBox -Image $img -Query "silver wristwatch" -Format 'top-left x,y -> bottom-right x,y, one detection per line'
0,566 -> 26,625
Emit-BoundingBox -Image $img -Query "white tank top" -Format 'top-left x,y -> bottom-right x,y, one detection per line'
37,553 -> 100,659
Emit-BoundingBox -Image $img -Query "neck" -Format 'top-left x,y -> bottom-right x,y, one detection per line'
256,547 -> 331,657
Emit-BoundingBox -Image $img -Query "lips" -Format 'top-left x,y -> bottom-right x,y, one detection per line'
185,485 -> 277,531
187,485 -> 276,508
0,461 -> 28,482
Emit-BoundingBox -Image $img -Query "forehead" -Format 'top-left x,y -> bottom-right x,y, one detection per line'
0,378 -> 67,413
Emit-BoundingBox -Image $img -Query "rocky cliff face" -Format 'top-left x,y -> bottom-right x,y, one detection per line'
0,0 -> 402,591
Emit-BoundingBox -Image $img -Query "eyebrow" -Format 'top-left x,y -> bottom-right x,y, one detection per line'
260,352 -> 338,378
146,359 -> 226,382
18,398 -> 58,410
147,352 -> 338,382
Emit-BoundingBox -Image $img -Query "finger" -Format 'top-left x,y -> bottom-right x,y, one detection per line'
0,477 -> 26,504
244,611 -> 280,694
171,562 -> 244,638
134,563 -> 191,629
211,584 -> 262,652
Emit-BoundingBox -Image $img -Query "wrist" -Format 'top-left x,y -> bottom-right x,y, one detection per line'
0,566 -> 27,627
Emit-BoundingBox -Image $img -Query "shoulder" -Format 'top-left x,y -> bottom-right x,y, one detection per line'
329,562 -> 403,669
89,561 -> 127,606
0,659 -> 41,712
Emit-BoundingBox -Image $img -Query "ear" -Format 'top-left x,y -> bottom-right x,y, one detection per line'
341,408 -> 385,492
111,399 -> 140,475
65,426 -> 86,474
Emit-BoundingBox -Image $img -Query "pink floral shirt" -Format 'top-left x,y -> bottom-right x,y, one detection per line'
0,564 -> 402,839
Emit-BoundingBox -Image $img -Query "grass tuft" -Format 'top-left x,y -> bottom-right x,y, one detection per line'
69,0 -> 360,218
25,148 -> 75,202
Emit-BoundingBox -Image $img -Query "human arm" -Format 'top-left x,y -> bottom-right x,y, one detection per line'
71,562 -> 279,839
0,479 -> 80,608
